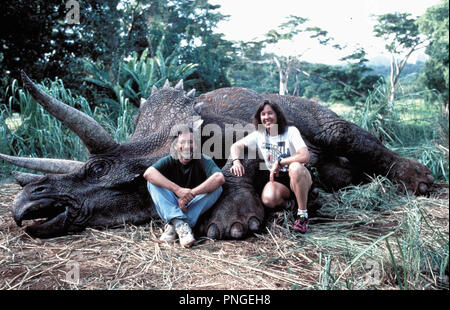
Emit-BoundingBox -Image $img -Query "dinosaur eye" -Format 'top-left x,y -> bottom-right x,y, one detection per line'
87,161 -> 110,177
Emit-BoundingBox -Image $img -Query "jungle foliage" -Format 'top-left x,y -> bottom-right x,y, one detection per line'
0,0 -> 448,176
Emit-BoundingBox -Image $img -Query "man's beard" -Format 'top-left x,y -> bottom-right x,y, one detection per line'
179,150 -> 194,160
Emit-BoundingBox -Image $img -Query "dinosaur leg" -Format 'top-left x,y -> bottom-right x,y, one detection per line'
196,159 -> 265,240
315,121 -> 435,195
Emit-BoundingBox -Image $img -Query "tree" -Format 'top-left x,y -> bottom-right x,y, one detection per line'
145,0 -> 234,92
294,49 -> 381,104
0,0 -> 79,82
0,0 -> 234,100
373,12 -> 428,104
417,0 -> 449,110
227,40 -> 278,94
262,15 -> 333,95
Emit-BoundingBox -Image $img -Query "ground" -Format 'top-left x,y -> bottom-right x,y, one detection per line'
0,180 -> 448,290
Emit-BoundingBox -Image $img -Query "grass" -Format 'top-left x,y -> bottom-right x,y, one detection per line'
0,77 -> 137,181
0,180 -> 447,290
327,83 -> 449,182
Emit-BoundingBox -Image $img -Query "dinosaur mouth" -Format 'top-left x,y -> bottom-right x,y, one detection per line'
13,192 -> 68,235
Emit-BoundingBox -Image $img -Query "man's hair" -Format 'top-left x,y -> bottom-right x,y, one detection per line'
252,100 -> 291,134
171,123 -> 194,142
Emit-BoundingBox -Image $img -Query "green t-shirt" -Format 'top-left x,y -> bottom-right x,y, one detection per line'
152,154 -> 222,189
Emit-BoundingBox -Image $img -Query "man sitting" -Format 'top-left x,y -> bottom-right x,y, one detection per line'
144,125 -> 224,247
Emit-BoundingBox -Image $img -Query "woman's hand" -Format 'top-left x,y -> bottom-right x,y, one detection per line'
270,160 -> 281,182
230,159 -> 245,177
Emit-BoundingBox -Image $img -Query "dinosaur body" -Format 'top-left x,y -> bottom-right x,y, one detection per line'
0,72 -> 434,239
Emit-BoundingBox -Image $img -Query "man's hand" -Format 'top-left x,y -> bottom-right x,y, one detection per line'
178,197 -> 189,213
230,160 -> 245,177
175,187 -> 194,212
270,160 -> 281,182
175,187 -> 194,201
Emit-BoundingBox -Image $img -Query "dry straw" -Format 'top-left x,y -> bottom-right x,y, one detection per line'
0,180 -> 448,290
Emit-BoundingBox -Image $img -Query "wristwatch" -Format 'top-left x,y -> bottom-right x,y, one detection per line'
277,157 -> 282,166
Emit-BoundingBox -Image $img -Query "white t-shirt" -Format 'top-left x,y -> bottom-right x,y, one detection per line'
241,126 -> 307,171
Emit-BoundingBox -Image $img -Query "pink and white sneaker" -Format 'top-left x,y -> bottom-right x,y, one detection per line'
293,215 -> 309,234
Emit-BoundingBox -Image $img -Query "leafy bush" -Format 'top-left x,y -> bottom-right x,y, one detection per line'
83,47 -> 197,109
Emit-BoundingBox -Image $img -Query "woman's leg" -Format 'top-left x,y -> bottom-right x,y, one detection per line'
288,162 -> 312,211
261,181 -> 291,208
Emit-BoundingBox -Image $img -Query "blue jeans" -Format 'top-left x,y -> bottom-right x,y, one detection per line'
147,183 -> 223,227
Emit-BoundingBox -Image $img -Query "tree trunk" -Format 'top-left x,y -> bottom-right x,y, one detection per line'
274,57 -> 288,95
388,44 -> 422,106
388,54 -> 399,105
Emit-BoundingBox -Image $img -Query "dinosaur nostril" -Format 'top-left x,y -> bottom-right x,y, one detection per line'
32,186 -> 47,194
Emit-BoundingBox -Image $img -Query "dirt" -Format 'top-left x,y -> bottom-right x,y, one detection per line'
1,181 -> 448,290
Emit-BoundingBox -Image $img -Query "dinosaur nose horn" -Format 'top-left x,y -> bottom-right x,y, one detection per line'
12,171 -> 44,187
21,71 -> 118,154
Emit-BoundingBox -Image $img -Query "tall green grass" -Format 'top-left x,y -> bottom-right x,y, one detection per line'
344,79 -> 449,182
1,48 -> 197,181
384,200 -> 449,289
0,77 -> 136,181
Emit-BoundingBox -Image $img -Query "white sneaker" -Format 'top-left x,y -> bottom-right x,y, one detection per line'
173,219 -> 195,248
160,224 -> 177,242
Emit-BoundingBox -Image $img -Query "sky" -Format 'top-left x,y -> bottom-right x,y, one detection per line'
209,0 -> 442,65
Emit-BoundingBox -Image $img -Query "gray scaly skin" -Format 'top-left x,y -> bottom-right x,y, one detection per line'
0,72 -> 434,239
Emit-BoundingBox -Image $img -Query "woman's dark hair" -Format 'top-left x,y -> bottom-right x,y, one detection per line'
252,100 -> 291,134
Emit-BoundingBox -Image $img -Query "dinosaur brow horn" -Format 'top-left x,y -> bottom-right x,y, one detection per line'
21,71 -> 118,154
0,154 -> 84,174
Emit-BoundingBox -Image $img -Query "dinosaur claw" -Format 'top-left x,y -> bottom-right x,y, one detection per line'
418,182 -> 429,195
230,222 -> 245,239
248,216 -> 260,232
207,223 -> 221,239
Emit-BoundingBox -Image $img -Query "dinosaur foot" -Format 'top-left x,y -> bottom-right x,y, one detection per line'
206,215 -> 262,239
199,188 -> 265,240
390,157 -> 435,196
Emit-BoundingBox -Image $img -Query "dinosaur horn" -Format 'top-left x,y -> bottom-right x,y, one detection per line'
12,171 -> 44,187
163,79 -> 170,89
21,71 -> 118,154
186,88 -> 196,99
174,79 -> 184,90
0,154 -> 83,174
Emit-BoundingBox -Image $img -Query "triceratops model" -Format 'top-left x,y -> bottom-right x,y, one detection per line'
0,71 -> 435,239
